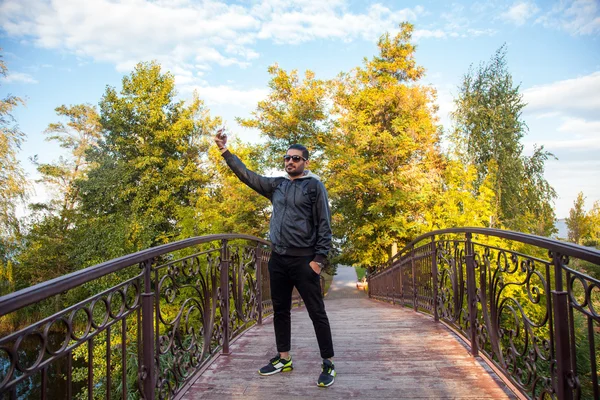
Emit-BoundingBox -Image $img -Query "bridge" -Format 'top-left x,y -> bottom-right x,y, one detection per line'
181,266 -> 515,399
0,229 -> 599,399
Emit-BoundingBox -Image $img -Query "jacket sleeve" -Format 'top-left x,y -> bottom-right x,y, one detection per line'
221,150 -> 278,200
313,181 -> 332,264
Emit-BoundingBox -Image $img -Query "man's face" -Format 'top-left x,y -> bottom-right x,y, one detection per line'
284,149 -> 308,177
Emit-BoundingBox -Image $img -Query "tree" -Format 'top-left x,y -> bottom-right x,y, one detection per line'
424,158 -> 496,231
237,64 -> 330,172
221,64 -> 330,241
38,104 -> 102,219
0,52 -> 28,261
0,258 -> 14,296
451,45 -> 556,234
177,141 -> 272,239
588,201 -> 600,248
566,192 -> 593,246
326,23 -> 443,266
516,146 -> 557,236
76,61 -> 219,261
16,104 -> 101,287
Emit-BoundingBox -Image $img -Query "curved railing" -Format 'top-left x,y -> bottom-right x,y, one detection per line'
368,228 -> 600,400
0,234 -> 307,399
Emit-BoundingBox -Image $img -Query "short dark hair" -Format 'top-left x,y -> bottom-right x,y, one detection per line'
288,144 -> 309,160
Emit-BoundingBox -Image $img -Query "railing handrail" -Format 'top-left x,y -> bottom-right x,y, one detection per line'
0,233 -> 270,318
369,227 -> 600,400
388,227 -> 600,266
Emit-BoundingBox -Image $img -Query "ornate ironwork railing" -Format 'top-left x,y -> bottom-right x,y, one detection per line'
0,234 -> 306,400
368,228 -> 600,400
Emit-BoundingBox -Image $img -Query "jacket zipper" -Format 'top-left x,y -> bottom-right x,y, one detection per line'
280,181 -> 290,243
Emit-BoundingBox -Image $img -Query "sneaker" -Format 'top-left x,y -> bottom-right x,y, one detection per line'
258,355 -> 293,376
317,359 -> 336,387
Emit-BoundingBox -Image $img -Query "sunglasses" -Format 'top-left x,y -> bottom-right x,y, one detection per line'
283,155 -> 307,162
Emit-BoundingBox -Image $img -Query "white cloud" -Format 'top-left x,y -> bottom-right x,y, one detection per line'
523,71 -> 600,119
254,3 -> 422,44
524,73 -> 600,153
440,5 -> 467,32
414,29 -> 447,40
185,84 -> 268,109
438,5 -> 497,39
431,83 -> 456,127
545,158 -> 600,218
0,71 -> 38,84
557,118 -> 600,135
523,73 -> 600,217
0,0 -> 496,84
501,1 -> 539,26
538,137 -> 600,150
537,0 -> 600,35
533,111 -> 560,119
464,28 -> 496,37
0,0 -> 261,75
0,0 -> 436,87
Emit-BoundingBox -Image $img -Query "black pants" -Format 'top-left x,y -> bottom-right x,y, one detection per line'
268,252 -> 334,359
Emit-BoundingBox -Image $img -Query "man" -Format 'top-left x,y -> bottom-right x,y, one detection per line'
214,129 -> 336,387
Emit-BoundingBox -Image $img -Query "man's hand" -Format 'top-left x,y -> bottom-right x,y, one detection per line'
214,128 -> 228,150
309,261 -> 322,275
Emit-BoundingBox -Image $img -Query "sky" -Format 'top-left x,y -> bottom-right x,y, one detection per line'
1,0 -> 599,220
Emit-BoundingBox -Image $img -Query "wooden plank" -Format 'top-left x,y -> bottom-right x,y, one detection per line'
182,267 -> 517,399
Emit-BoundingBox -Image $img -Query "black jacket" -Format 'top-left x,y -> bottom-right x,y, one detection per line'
222,150 -> 331,264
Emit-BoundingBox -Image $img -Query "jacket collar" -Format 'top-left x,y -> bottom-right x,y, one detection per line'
286,170 -> 321,181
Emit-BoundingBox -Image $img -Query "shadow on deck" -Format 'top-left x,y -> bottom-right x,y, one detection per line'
181,267 -> 517,399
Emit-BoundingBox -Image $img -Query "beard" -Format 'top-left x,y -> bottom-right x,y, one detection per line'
286,165 -> 305,177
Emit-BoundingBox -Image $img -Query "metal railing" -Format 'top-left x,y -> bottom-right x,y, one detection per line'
368,228 -> 600,400
0,234 -> 308,399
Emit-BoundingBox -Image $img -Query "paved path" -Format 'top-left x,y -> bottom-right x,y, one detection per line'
325,265 -> 367,300
182,266 -> 516,399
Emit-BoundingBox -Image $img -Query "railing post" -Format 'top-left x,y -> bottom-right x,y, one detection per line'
431,236 -> 439,322
465,232 -> 478,357
141,259 -> 155,400
398,259 -> 404,305
220,239 -> 230,355
366,268 -> 371,298
411,246 -> 417,311
552,252 -> 573,400
256,244 -> 263,325
392,268 -> 396,305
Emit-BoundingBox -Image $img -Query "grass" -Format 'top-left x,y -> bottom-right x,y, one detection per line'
355,266 -> 367,281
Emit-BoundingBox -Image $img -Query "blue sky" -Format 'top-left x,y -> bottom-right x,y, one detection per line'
1,0 -> 599,220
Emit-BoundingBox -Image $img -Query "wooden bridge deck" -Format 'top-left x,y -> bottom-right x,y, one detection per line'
182,267 -> 517,399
